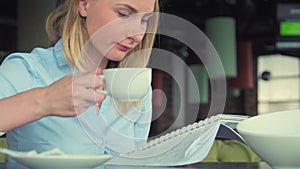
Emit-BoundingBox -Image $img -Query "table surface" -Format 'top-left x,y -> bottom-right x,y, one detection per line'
0,162 -> 272,169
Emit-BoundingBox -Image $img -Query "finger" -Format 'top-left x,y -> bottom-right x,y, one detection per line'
95,103 -> 101,114
74,72 -> 103,89
94,90 -> 107,103
94,67 -> 102,76
95,76 -> 105,88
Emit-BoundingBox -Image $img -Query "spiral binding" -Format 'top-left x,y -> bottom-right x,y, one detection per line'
128,114 -> 222,154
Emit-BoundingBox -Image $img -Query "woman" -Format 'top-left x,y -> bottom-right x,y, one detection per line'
0,0 -> 159,156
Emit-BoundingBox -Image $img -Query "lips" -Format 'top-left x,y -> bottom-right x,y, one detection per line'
116,43 -> 133,52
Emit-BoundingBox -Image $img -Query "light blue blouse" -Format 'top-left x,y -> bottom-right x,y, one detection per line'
0,40 -> 152,156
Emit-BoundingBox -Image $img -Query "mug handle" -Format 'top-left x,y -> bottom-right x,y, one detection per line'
96,89 -> 107,94
96,75 -> 107,94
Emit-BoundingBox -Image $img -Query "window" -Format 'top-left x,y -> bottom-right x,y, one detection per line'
258,54 -> 300,114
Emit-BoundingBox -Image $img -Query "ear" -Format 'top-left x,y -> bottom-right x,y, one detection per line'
78,0 -> 88,17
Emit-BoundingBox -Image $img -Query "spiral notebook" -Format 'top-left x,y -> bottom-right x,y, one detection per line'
106,114 -> 223,166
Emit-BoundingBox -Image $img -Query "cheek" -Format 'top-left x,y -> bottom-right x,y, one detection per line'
86,8 -> 116,37
86,15 -> 108,36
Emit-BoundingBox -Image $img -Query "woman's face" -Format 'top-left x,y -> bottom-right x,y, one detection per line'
79,0 -> 155,62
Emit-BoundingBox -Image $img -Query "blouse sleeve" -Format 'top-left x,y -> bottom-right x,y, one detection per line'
0,54 -> 36,99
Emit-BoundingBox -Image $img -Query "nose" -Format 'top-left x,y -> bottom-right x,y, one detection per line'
126,33 -> 145,44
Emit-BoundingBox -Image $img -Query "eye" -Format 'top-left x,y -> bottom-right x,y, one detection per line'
117,11 -> 130,19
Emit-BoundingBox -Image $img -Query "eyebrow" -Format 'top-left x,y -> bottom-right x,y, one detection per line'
116,4 -> 138,13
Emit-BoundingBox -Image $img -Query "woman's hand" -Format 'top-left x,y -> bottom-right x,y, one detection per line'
38,68 -> 106,117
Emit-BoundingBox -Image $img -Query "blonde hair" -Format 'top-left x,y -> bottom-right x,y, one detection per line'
46,0 -> 159,70
46,0 -> 159,112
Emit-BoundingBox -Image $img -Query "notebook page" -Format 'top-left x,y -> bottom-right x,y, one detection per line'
220,114 -> 249,129
106,114 -> 222,166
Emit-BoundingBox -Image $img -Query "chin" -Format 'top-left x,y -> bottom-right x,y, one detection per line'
106,51 -> 129,61
106,55 -> 126,62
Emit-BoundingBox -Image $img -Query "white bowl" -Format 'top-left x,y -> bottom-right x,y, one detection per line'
237,109 -> 300,169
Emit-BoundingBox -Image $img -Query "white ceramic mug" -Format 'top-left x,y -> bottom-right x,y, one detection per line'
98,68 -> 152,101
